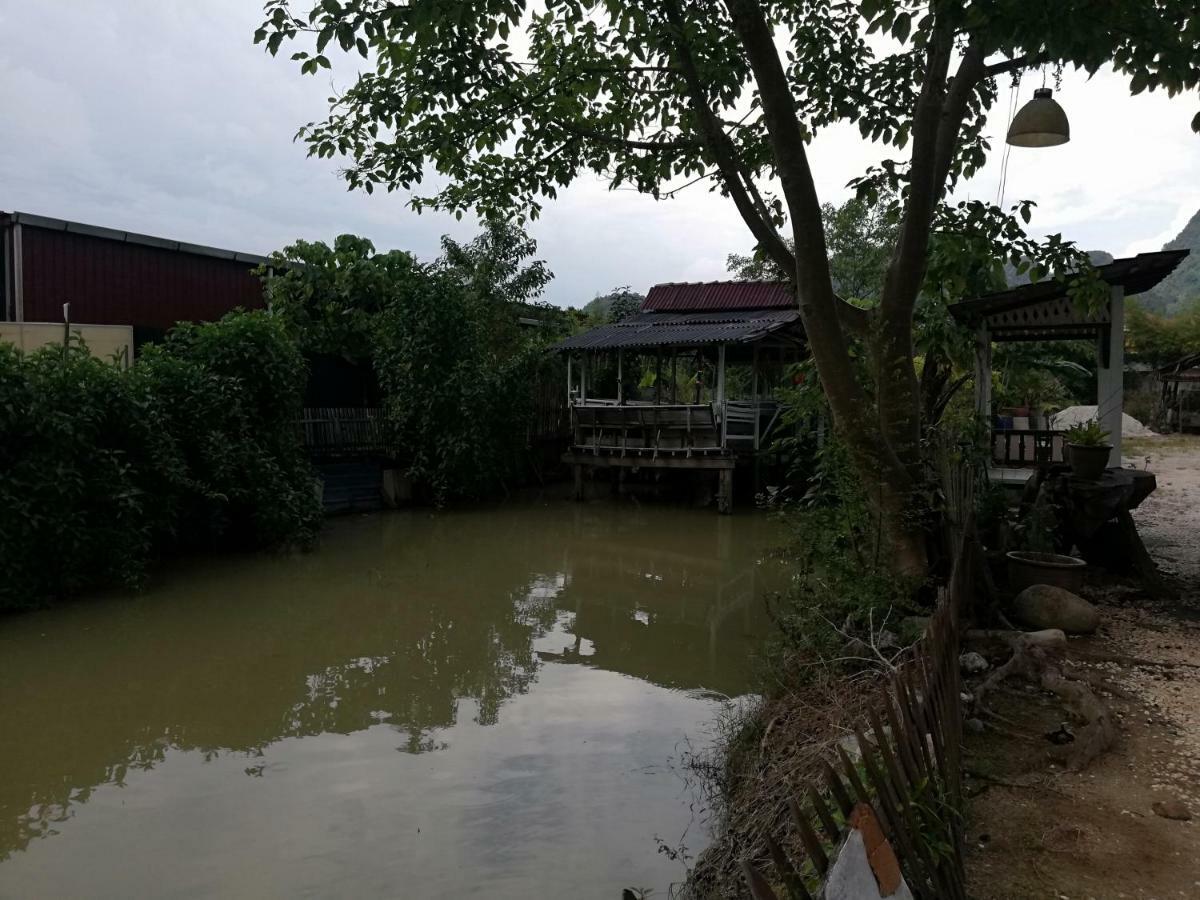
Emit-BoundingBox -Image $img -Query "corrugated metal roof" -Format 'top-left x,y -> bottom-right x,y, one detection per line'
642,280 -> 795,312
1159,350 -> 1200,376
554,308 -> 801,351
949,250 -> 1189,324
2,211 -> 275,267
6,216 -> 269,330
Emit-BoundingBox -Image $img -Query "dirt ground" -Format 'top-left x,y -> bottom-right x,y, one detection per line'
964,435 -> 1200,900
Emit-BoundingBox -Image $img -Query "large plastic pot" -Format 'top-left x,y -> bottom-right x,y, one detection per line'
1006,550 -> 1087,594
1067,443 -> 1112,480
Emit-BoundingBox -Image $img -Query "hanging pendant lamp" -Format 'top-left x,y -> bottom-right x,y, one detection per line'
1006,87 -> 1070,147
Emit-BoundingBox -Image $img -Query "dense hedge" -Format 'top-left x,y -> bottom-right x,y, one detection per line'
371,264 -> 556,502
0,311 -> 321,611
264,225 -> 564,504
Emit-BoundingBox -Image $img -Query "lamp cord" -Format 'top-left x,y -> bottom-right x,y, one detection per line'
996,73 -> 1021,208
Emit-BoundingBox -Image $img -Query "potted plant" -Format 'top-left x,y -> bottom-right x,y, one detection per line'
1064,419 -> 1112,480
1005,494 -> 1086,592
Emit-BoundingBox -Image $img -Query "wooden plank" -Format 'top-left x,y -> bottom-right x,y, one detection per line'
788,798 -> 829,876
853,727 -> 921,882
764,831 -> 812,900
821,761 -> 855,818
561,451 -> 735,470
806,781 -> 841,843
742,860 -> 781,900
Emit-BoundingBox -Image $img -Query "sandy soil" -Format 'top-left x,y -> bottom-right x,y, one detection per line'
965,436 -> 1200,900
1123,435 -> 1200,590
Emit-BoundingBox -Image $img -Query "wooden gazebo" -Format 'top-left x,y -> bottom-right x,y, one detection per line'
950,250 -> 1188,481
553,281 -> 806,512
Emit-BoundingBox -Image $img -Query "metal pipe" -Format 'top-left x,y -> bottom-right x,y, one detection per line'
12,223 -> 24,322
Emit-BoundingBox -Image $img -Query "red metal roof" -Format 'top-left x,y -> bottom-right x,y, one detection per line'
642,281 -> 795,312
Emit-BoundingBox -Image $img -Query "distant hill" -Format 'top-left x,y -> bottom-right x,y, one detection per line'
1135,208 -> 1200,317
581,287 -> 644,322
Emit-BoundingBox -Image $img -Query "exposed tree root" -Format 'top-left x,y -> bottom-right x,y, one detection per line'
971,632 -> 1116,771
1066,667 -> 1138,700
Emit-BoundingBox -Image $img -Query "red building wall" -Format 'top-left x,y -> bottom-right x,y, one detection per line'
17,224 -> 266,331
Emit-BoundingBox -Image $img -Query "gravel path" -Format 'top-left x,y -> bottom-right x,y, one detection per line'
966,436 -> 1200,900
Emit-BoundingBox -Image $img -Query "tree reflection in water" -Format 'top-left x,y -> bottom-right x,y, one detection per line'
0,500 -> 781,862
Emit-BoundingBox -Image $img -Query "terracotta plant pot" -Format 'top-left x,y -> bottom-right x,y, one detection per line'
1006,550 -> 1087,594
1067,443 -> 1112,480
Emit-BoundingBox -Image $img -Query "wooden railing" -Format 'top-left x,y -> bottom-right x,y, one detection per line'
570,399 -> 784,454
299,407 -> 391,458
571,402 -> 724,455
991,428 -> 1065,468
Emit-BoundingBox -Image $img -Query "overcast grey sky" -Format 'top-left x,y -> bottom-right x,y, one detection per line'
3,1 -> 1198,307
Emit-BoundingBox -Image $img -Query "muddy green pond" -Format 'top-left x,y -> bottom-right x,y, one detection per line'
0,497 -> 783,899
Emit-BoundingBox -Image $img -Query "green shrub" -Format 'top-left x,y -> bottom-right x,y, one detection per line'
138,311 -> 320,549
761,437 -> 926,680
1063,418 -> 1110,446
262,224 -> 562,504
0,343 -> 159,606
0,311 -> 320,611
371,264 -> 556,503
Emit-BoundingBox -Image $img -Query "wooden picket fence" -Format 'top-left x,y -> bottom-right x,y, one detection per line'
298,406 -> 392,458
742,542 -> 970,900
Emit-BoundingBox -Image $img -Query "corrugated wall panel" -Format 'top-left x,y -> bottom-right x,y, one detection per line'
20,226 -> 266,329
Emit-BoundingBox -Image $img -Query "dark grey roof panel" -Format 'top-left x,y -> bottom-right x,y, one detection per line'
950,250 -> 1189,324
4,210 -> 276,267
554,308 -> 802,351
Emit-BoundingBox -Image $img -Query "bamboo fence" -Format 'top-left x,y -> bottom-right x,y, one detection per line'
742,542 -> 971,900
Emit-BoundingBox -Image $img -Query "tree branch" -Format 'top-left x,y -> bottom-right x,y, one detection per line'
721,0 -> 920,546
880,22 -> 957,317
721,0 -> 830,292
934,42 -> 988,191
983,52 -> 1049,78
556,122 -> 698,152
660,0 -> 795,277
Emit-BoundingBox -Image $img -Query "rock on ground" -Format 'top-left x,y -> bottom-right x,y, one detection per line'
1151,798 -> 1192,821
960,651 -> 990,675
1012,584 -> 1101,634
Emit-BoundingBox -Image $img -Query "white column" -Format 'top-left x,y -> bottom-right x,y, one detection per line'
973,325 -> 992,420
580,353 -> 588,403
566,354 -> 573,405
716,344 -> 726,406
617,348 -> 624,405
1097,285 -> 1125,466
751,346 -> 760,449
973,325 -> 994,466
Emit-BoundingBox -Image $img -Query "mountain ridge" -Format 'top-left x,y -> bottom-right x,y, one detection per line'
1136,207 -> 1200,316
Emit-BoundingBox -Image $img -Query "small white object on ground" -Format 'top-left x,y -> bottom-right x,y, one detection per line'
1050,405 -> 1156,437
824,804 -> 914,900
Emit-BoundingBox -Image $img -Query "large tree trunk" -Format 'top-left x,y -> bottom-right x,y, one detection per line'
722,0 -> 932,578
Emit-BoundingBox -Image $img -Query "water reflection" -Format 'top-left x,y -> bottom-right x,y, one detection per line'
0,497 -> 780,897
